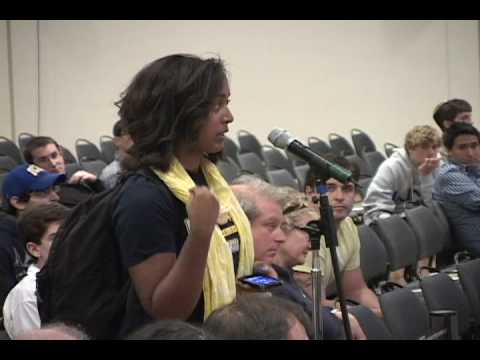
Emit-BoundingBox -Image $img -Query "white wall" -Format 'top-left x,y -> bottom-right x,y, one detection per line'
0,21 -> 12,138
1,20 -> 479,155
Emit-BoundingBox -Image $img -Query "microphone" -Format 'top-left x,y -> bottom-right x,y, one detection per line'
268,128 -> 353,184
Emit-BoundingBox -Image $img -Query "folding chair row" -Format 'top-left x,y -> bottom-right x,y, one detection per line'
349,272 -> 471,340
358,204 -> 462,295
379,284 -> 460,340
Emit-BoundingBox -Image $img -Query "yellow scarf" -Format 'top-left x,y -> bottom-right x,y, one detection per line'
152,157 -> 254,319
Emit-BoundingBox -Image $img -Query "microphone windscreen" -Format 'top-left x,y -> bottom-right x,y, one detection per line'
268,128 -> 291,149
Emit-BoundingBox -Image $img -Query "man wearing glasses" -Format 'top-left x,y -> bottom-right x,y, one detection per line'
0,164 -> 65,312
296,155 -> 382,318
231,175 -> 368,339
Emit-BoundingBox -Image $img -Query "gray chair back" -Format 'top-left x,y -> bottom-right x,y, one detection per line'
358,224 -> 389,284
346,154 -> 371,178
328,133 -> 355,157
351,128 -> 377,155
99,135 -> 116,164
293,164 -> 310,191
384,142 -> 399,158
362,151 -> 386,176
18,132 -> 34,154
307,136 -> 332,157
223,136 -> 241,167
0,136 -> 23,165
266,169 -> 299,190
404,206 -> 445,259
421,272 -> 472,338
237,130 -> 264,161
349,305 -> 393,340
457,259 -> 480,325
0,155 -> 16,194
371,215 -> 419,271
286,151 -> 307,167
380,287 -> 430,339
216,158 -> 241,184
262,145 -> 295,177
75,138 -> 103,165
0,155 -> 16,173
237,152 -> 268,182
61,146 -> 78,165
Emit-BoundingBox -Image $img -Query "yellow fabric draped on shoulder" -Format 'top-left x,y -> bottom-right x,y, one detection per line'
152,157 -> 254,319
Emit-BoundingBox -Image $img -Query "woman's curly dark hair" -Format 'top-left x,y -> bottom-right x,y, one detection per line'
115,54 -> 227,171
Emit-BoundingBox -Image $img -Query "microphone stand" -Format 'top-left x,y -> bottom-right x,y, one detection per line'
314,178 -> 353,340
308,219 -> 323,340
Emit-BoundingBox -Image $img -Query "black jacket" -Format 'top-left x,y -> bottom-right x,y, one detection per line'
270,263 -> 345,340
58,180 -> 105,208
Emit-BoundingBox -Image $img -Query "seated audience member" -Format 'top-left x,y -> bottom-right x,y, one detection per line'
16,322 -> 89,340
298,156 -> 382,316
433,99 -> 473,132
363,125 -> 441,225
99,120 -> 134,190
126,320 -> 215,340
231,176 -> 364,340
3,203 -> 69,339
434,123 -> 480,257
204,293 -> 311,340
231,175 -> 286,268
23,136 -> 105,207
0,165 -> 65,310
272,192 -> 366,340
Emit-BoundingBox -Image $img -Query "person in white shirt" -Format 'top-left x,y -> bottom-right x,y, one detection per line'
2,202 -> 68,339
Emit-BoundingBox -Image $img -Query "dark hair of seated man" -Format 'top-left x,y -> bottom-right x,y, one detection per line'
125,319 -> 216,340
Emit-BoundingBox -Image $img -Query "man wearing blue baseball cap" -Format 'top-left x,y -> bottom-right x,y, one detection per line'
0,164 -> 66,314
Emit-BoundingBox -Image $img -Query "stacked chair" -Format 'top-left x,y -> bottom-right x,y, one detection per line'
307,137 -> 332,157
75,138 -> 107,176
0,155 -> 17,191
457,259 -> 480,329
237,129 -> 265,162
99,135 -> 116,164
328,132 -> 373,196
216,157 -> 241,184
223,136 -> 241,167
17,132 -> 34,161
0,136 -> 23,166
384,142 -> 399,158
351,128 -> 386,176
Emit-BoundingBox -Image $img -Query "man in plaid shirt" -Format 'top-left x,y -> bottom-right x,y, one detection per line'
434,123 -> 480,257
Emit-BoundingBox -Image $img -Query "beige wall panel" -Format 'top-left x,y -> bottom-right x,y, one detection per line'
23,20 -> 480,154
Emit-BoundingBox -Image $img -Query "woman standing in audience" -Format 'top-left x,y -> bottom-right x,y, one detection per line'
112,54 -> 254,337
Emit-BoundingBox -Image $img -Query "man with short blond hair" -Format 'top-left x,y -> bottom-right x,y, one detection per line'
363,125 -> 442,225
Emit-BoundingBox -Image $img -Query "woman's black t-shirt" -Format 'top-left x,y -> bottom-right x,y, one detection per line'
112,171 -> 240,337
